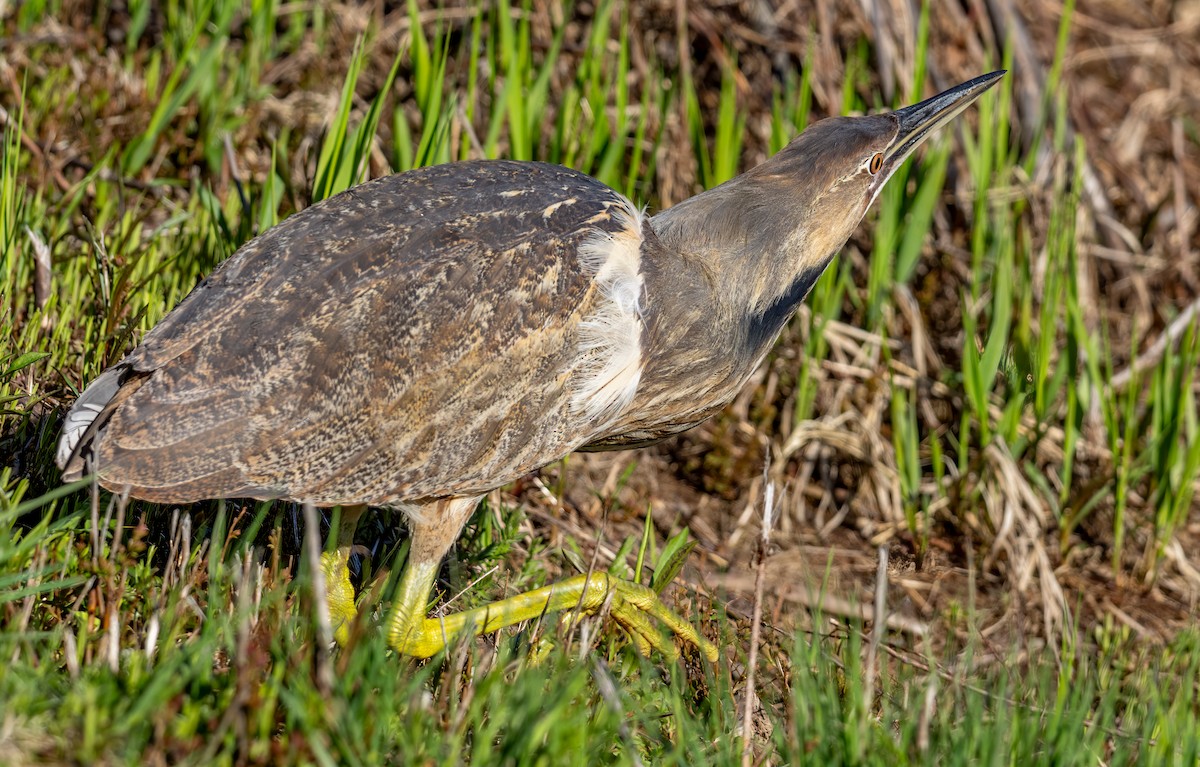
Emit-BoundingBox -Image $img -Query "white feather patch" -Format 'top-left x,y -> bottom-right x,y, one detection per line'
56,401 -> 105,469
572,199 -> 646,421
55,365 -> 125,471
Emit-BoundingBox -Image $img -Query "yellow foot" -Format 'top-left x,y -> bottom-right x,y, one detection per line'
319,505 -> 366,646
387,562 -> 718,662
574,574 -> 719,662
320,548 -> 359,646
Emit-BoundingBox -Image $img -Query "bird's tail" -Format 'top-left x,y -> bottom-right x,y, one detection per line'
57,365 -> 130,480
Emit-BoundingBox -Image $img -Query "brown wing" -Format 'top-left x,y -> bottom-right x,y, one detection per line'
63,161 -> 639,506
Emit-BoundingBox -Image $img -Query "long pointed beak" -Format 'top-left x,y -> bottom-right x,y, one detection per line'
884,71 -> 1006,169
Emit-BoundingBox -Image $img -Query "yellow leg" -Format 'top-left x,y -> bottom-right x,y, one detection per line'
320,504 -> 366,645
385,497 -> 717,662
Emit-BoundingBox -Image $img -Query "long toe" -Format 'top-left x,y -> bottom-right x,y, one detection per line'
610,579 -> 717,662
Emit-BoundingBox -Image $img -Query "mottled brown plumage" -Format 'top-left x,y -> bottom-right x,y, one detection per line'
59,72 -> 1004,661
63,162 -> 645,503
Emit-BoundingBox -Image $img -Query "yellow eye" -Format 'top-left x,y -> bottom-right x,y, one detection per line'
868,153 -> 884,175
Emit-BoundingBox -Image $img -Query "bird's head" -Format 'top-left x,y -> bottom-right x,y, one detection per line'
759,71 -> 1006,266
650,71 -> 1005,338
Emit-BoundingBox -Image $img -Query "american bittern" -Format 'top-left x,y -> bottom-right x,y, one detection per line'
58,71 -> 1004,661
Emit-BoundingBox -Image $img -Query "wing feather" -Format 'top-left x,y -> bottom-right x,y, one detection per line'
69,161 -> 646,505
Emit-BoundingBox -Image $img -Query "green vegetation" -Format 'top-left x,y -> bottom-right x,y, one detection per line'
2,1 -> 1197,764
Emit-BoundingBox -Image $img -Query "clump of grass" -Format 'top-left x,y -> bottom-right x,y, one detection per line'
3,488 -> 1198,765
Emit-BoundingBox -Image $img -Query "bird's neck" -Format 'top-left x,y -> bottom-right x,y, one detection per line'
742,256 -> 835,354
648,183 -> 838,359
594,205 -> 837,448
